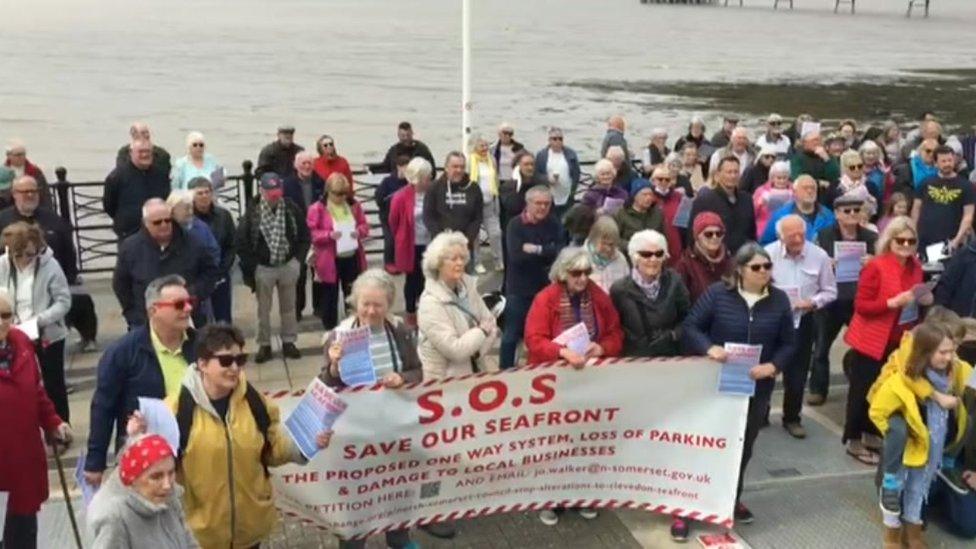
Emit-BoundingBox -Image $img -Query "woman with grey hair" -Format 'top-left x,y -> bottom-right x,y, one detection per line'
859,140 -> 890,212
752,160 -> 793,238
673,116 -> 710,162
641,128 -> 670,176
610,230 -> 690,357
584,216 -> 629,293
389,157 -> 434,327
416,231 -> 499,380
682,242 -> 795,532
171,131 -> 223,191
837,149 -> 878,218
524,246 -> 621,525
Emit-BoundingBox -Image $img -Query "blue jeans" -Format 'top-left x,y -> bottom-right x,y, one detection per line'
500,294 -> 533,370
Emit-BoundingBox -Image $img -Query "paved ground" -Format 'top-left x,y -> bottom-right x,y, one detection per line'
38,274 -> 976,548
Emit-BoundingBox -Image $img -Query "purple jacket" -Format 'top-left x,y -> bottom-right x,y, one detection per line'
581,185 -> 629,210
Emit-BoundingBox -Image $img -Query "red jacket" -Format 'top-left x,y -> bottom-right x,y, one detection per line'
655,190 -> 686,265
0,328 -> 63,514
524,281 -> 623,364
306,200 -> 369,284
313,155 -> 354,190
388,185 -> 420,274
844,252 -> 923,360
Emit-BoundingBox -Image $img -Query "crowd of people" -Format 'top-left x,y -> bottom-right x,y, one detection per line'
1,111 -> 976,547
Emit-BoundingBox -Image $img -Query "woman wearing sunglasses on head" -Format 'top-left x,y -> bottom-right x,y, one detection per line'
0,221 -> 71,423
682,242 -> 796,531
609,229 -> 690,359
842,216 -> 929,466
128,323 -> 331,549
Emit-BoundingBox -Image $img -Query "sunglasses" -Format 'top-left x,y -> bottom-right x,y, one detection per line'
154,297 -> 197,311
847,164 -> 864,170
211,353 -> 248,368
702,230 -> 725,239
321,142 -> 335,147
748,262 -> 773,272
549,136 -> 563,141
762,155 -> 776,160
636,250 -> 666,259
191,142 -> 205,148
501,130 -> 514,136
894,237 -> 918,246
768,121 -> 781,126
840,207 -> 862,215
652,176 -> 671,182
922,149 -> 934,154
150,217 -> 173,226
0,312 -> 12,321
567,268 -> 593,278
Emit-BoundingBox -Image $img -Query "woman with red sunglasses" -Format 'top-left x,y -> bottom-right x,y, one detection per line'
843,216 -> 929,465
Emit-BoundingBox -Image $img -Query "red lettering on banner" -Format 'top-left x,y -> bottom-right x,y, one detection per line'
417,390 -> 444,424
529,373 -> 557,404
647,430 -> 727,449
469,380 -> 508,412
342,438 -> 413,460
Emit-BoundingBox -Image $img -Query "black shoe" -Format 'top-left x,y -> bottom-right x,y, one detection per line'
734,502 -> 754,524
420,520 -> 456,539
879,484 -> 902,515
255,346 -> 273,363
282,342 -> 301,359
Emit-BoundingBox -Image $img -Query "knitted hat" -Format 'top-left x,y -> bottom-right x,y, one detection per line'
692,211 -> 725,239
119,434 -> 174,486
629,178 -> 652,199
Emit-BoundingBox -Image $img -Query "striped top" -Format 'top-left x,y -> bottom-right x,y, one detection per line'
369,325 -> 397,378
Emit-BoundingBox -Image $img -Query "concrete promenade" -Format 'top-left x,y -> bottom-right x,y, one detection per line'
37,274 -> 973,548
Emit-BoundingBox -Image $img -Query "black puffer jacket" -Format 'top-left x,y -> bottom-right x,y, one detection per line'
610,269 -> 691,357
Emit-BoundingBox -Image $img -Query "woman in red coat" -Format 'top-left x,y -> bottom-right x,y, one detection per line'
313,134 -> 354,191
0,289 -> 71,547
389,158 -> 434,327
307,173 -> 369,330
842,216 -> 928,465
524,246 -> 623,367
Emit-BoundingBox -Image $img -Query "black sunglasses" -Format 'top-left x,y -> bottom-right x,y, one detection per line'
894,237 -> 918,246
150,217 -> 173,226
549,136 -> 563,141
636,250 -> 666,259
321,142 -> 335,147
567,268 -> 593,278
702,230 -> 725,239
748,262 -> 773,272
848,164 -> 864,170
840,207 -> 861,215
211,353 -> 248,368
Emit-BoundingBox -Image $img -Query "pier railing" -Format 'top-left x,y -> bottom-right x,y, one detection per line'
50,160 -> 598,274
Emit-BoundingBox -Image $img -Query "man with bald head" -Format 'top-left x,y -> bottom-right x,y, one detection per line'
104,138 -> 171,239
765,214 -> 836,439
113,198 -> 218,328
116,121 -> 171,174
760,175 -> 836,245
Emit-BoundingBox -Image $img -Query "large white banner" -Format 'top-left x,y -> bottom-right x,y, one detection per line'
270,358 -> 749,539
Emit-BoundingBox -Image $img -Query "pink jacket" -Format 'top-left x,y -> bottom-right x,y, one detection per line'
388,186 -> 419,274
306,200 -> 369,284
752,182 -> 793,238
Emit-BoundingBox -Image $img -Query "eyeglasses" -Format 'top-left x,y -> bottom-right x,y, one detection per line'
702,230 -> 725,239
211,353 -> 248,368
847,164 -> 864,170
922,149 -> 935,154
154,297 -> 197,311
150,217 -> 173,226
762,155 -> 776,160
549,136 -> 563,141
7,151 -> 25,157
636,250 -> 666,259
0,312 -> 12,321
748,262 -> 773,272
840,207 -> 861,215
652,176 -> 671,182
191,142 -> 205,148
768,121 -> 782,127
894,237 -> 918,247
567,268 -> 593,278
501,130 -> 514,136
13,189 -> 39,195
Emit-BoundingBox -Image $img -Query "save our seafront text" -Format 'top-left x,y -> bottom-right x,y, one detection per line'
271,359 -> 749,537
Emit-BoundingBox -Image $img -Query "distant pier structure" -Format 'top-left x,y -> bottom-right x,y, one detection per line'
638,0 -> 932,17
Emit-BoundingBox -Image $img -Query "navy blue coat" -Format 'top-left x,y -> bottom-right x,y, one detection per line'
683,281 -> 796,398
282,173 -> 325,214
84,326 -> 196,472
934,243 -> 976,317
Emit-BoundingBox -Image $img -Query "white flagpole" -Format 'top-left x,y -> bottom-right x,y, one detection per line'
461,0 -> 471,154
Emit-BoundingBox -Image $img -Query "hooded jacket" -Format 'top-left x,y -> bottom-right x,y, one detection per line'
165,369 -> 302,549
422,174 -> 483,252
0,249 -> 71,343
88,468 -> 198,549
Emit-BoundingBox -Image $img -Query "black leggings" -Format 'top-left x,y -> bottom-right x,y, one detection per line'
1,512 -> 37,549
321,255 -> 361,330
404,246 -> 426,314
38,339 -> 68,423
843,348 -> 887,443
738,394 -> 770,500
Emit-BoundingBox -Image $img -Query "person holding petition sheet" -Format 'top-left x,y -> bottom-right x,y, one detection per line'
682,243 -> 795,533
321,268 -> 421,389
127,323 -> 331,549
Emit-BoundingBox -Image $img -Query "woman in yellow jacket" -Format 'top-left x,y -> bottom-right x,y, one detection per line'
869,322 -> 971,548
130,323 -> 331,548
468,135 -> 502,272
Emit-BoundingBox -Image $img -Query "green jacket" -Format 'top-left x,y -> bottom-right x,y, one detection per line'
614,205 -> 665,245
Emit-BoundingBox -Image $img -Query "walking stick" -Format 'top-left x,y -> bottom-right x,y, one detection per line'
278,335 -> 294,390
50,441 -> 84,549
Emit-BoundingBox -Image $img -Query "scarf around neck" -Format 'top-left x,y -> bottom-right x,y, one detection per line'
559,284 -> 598,341
694,241 -> 727,266
923,368 -> 951,483
631,267 -> 661,301
259,200 -> 288,265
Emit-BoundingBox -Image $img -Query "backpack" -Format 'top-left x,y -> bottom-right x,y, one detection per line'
176,383 -> 272,476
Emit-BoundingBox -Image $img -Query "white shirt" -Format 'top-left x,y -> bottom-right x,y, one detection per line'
477,161 -> 493,200
756,134 -> 792,157
14,266 -> 34,321
497,144 -> 516,180
764,240 -> 838,314
414,192 -> 430,245
546,149 -> 572,206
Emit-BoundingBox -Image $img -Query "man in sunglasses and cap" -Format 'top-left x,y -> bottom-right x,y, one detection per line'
84,274 -> 197,489
113,198 -> 219,329
256,125 -> 304,179
236,172 -> 310,363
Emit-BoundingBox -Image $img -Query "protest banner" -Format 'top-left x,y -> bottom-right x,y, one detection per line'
270,357 -> 749,539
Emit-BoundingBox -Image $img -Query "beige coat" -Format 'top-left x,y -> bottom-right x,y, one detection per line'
417,274 -> 499,379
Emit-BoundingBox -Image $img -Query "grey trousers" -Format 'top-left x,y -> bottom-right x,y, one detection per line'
255,258 -> 300,345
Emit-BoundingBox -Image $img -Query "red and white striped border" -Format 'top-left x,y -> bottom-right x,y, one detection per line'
278,499 -> 733,539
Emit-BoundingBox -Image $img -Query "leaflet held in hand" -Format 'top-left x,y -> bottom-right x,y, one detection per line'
138,397 -> 180,454
285,378 -> 348,460
833,241 -> 867,283
602,197 -> 625,215
554,322 -> 590,356
779,285 -> 802,328
334,218 -> 358,255
336,326 -> 376,386
673,195 -> 694,229
718,343 -> 761,397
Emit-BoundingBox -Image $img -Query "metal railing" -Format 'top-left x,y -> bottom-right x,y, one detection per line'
50,160 -> 598,274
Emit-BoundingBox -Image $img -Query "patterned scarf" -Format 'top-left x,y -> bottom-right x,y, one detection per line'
259,199 -> 288,265
558,284 -> 598,340
587,241 -> 612,269
631,268 -> 661,301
